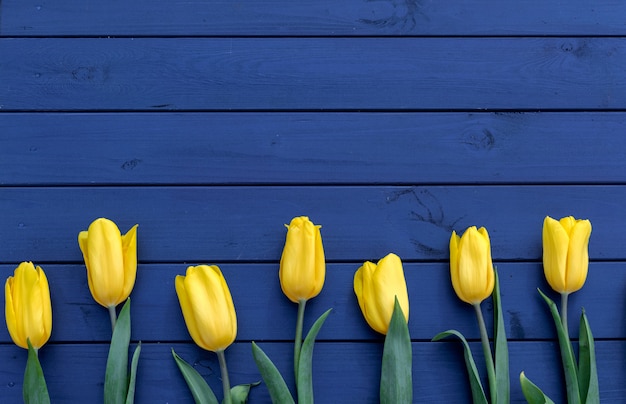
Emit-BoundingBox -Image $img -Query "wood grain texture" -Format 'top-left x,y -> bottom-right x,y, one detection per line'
1,38 -> 625,111
0,262 -> 622,343
2,0 -> 626,37
0,341 -> 624,403
3,112 -> 626,186
0,186 -> 621,262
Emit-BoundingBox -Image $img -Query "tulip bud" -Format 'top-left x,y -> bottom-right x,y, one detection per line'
175,265 -> 237,352
279,216 -> 325,303
542,216 -> 592,294
353,253 -> 409,335
78,218 -> 138,308
449,226 -> 495,305
5,262 -> 52,350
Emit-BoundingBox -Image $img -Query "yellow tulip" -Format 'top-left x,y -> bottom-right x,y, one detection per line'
279,216 -> 325,303
353,253 -> 409,335
78,218 -> 138,308
5,262 -> 52,350
450,226 -> 495,305
175,265 -> 237,352
542,216 -> 592,294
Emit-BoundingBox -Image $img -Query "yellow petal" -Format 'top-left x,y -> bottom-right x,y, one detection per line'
120,224 -> 139,303
564,219 -> 592,293
542,216 -> 569,293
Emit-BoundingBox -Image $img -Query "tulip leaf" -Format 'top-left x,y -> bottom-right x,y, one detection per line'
432,330 -> 488,404
172,349 -> 219,404
105,298 -> 132,404
251,342 -> 295,404
380,298 -> 412,404
24,339 -> 50,404
578,310 -> 599,404
538,289 -> 580,404
519,371 -> 555,404
493,269 -> 510,404
125,342 -> 142,404
296,308 -> 332,404
229,382 -> 261,404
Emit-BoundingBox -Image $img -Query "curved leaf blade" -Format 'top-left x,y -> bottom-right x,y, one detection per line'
432,329 -> 488,404
493,268 -> 510,404
105,298 -> 131,404
251,342 -> 295,404
172,349 -> 219,404
538,289 -> 580,404
296,308 -> 332,404
380,298 -> 412,404
520,371 -> 555,404
125,342 -> 142,404
24,339 -> 50,404
578,310 -> 599,404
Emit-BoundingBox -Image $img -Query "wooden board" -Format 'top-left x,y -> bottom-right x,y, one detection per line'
2,38 -> 625,111
2,1 -> 626,37
3,112 -> 626,186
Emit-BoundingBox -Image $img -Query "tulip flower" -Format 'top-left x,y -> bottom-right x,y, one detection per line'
521,216 -> 597,404
449,226 -> 495,305
78,218 -> 138,312
5,262 -> 52,350
175,265 -> 237,352
175,265 -> 237,404
353,253 -> 409,335
78,218 -> 141,404
279,216 -> 325,303
542,215 -> 592,295
5,262 -> 53,403
438,226 -> 508,404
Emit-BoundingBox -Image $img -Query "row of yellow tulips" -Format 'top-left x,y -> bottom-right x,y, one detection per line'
4,214 -> 592,403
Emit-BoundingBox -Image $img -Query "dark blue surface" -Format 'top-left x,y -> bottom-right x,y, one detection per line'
1,1 -> 625,403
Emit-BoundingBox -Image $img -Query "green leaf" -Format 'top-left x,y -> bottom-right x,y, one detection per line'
172,349 -> 219,404
493,269 -> 510,404
229,382 -> 261,404
578,310 -> 599,404
519,371 -> 555,404
538,289 -> 580,404
380,298 -> 412,404
125,342 -> 142,404
296,308 -> 332,404
251,342 -> 295,404
105,298 -> 131,404
23,339 -> 50,404
432,330 -> 488,404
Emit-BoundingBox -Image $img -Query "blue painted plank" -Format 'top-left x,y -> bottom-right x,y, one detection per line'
2,0 -> 626,37
3,112 -> 626,185
1,341 -> 624,403
1,38 -> 625,110
0,186 -> 622,262
0,262 -> 620,343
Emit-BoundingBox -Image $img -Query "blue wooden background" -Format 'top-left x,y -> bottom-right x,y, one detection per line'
2,1 -> 626,402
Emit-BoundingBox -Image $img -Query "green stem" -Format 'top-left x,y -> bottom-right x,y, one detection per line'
474,303 -> 496,404
108,305 -> 117,332
561,292 -> 570,341
217,349 -> 232,404
294,299 -> 307,380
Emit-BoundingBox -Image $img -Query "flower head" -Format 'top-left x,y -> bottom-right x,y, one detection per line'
353,253 -> 409,335
279,216 -> 325,303
542,216 -> 592,294
175,265 -> 237,352
450,226 -> 495,305
78,218 -> 138,308
5,262 -> 52,349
